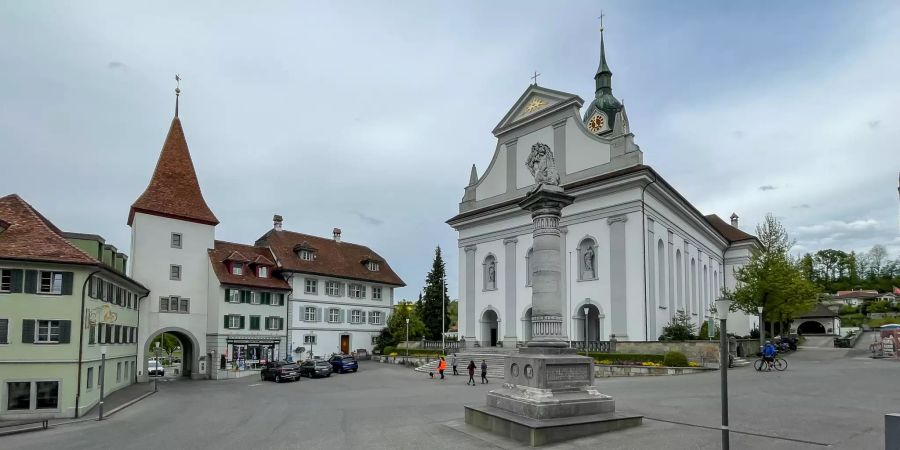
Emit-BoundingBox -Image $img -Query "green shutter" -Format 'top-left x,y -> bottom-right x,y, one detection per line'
224,315 -> 229,328
224,289 -> 230,303
241,290 -> 249,303
24,270 -> 37,294
279,317 -> 284,330
10,270 -> 23,293
59,320 -> 71,343
250,316 -> 260,330
22,319 -> 35,343
262,292 -> 271,305
61,272 -> 74,295
239,316 -> 245,329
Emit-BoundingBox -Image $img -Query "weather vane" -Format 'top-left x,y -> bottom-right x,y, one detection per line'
531,71 -> 541,86
174,74 -> 182,117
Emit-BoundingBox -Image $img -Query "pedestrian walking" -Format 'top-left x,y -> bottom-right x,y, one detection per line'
467,360 -> 476,386
451,354 -> 459,376
481,359 -> 488,384
437,356 -> 447,380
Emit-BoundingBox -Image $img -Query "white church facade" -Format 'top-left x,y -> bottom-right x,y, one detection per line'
448,32 -> 760,347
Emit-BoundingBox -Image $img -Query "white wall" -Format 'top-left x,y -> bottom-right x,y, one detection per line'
475,144 -> 507,201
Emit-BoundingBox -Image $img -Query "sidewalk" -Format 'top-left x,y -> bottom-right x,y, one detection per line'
0,382 -> 156,436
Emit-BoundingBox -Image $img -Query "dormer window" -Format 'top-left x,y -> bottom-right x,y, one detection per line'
258,266 -> 268,278
299,250 -> 315,261
367,261 -> 380,272
232,263 -> 243,276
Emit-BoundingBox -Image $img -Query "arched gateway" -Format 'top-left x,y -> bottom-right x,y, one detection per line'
142,327 -> 202,381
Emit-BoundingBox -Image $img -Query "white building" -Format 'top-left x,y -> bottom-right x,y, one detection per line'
447,31 -> 760,347
256,222 -> 405,359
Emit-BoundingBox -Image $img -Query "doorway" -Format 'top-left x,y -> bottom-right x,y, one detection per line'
340,335 -> 350,354
481,309 -> 499,347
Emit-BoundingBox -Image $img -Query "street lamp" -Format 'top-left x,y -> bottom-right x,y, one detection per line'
497,317 -> 501,347
405,318 -> 410,363
99,345 -> 107,421
154,341 -> 161,393
310,331 -> 315,359
716,297 -> 733,450
757,306 -> 765,352
583,306 -> 590,352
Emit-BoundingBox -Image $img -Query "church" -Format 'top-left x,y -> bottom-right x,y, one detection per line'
447,29 -> 761,347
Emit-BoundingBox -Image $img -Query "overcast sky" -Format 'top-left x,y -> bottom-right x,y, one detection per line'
2,1 -> 898,300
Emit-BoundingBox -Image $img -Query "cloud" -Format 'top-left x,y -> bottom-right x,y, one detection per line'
758,185 -> 777,191
868,120 -> 880,129
731,130 -> 744,138
792,204 -> 811,209
355,212 -> 384,226
107,61 -> 127,70
795,219 -> 880,238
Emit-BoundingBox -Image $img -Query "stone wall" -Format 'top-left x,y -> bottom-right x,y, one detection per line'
613,341 -> 720,366
595,364 -> 712,378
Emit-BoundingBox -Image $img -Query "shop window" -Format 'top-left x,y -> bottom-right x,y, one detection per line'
7,382 -> 31,410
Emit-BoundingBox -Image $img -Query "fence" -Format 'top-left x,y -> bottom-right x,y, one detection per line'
420,340 -> 461,351
569,340 -> 615,353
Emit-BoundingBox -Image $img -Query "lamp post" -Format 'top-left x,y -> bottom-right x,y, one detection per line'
757,306 -> 765,352
716,297 -> 733,450
99,345 -> 107,420
441,277 -> 446,354
405,318 -> 410,363
310,331 -> 315,359
583,306 -> 590,352
154,341 -> 160,393
497,318 -> 502,347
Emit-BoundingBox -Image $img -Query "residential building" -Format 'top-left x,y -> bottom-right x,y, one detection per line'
257,220 -> 405,358
447,29 -> 760,347
207,241 -> 291,378
0,194 -> 148,419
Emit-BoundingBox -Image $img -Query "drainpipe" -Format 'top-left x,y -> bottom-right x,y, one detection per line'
282,273 -> 294,361
135,291 -> 148,382
640,173 -> 658,341
75,269 -> 101,419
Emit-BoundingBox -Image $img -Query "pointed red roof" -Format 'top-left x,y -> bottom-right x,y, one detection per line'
128,117 -> 219,226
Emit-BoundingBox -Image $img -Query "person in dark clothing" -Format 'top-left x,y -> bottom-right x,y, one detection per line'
451,354 -> 459,376
481,360 -> 488,384
467,360 -> 476,386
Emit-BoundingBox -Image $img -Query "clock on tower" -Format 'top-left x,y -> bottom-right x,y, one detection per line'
587,112 -> 605,134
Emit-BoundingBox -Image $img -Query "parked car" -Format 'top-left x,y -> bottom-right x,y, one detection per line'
328,354 -> 358,373
299,360 -> 333,378
148,360 -> 165,377
260,361 -> 301,383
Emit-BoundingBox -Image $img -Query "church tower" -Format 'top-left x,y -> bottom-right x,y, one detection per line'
582,23 -> 629,136
129,83 -> 218,381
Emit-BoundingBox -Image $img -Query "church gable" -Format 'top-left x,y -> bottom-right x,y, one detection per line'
492,85 -> 582,136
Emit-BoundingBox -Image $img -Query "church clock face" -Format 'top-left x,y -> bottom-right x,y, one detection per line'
587,113 -> 605,133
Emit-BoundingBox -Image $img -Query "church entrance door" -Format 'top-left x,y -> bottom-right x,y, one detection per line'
481,309 -> 499,347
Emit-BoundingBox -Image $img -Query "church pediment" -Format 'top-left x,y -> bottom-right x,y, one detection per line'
492,85 -> 583,136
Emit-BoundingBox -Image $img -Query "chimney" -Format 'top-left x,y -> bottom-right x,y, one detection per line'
333,228 -> 342,242
273,215 -> 283,231
729,212 -> 739,228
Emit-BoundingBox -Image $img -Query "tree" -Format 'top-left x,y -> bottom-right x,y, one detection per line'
448,300 -> 459,330
389,301 -> 426,340
149,333 -> 180,361
660,310 -> 696,341
729,214 -> 819,336
419,246 -> 450,340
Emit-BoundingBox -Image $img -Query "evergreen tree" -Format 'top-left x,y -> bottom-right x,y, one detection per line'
419,246 -> 450,340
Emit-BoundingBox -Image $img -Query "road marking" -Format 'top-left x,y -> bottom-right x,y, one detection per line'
248,383 -> 262,387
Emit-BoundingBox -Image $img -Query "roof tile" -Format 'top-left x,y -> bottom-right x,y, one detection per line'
209,241 -> 291,290
0,194 -> 104,265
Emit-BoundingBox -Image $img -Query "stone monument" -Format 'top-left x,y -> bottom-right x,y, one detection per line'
464,142 -> 641,446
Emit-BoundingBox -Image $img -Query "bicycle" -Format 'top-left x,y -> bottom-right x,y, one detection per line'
753,357 -> 787,372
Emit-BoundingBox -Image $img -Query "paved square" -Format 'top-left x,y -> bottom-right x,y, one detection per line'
2,341 -> 897,449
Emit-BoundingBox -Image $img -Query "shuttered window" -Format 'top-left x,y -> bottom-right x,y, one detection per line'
0,318 -> 8,344
37,271 -> 71,295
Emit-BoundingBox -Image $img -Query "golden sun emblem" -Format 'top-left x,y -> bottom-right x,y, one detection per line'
524,97 -> 547,113
588,114 -> 605,133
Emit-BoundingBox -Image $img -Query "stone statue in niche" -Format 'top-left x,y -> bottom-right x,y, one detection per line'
487,260 -> 496,288
583,245 -> 595,278
525,142 -> 560,186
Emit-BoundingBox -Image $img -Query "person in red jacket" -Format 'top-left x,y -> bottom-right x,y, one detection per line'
437,357 -> 447,380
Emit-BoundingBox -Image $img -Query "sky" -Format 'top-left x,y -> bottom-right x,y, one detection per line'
1,1 -> 898,301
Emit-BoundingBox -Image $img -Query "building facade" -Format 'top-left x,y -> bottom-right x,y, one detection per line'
448,31 -> 760,347
257,222 -> 405,359
0,194 -> 147,419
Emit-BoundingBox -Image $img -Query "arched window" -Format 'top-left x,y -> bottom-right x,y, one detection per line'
657,240 -> 665,308
676,249 -> 683,313
483,254 -> 498,291
577,238 -> 598,281
525,248 -> 534,286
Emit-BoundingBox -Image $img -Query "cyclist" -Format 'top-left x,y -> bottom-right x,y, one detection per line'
762,340 -> 777,371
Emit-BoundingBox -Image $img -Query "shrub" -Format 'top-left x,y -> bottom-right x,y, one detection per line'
661,311 -> 697,341
382,346 -> 396,355
663,351 -> 689,367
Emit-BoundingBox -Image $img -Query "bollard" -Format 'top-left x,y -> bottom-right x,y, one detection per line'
887,414 -> 900,450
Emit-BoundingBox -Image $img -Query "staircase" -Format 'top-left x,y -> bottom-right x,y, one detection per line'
730,356 -> 751,368
414,352 -> 508,379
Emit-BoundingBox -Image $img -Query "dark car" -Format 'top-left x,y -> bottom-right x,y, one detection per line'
328,355 -> 358,373
260,361 -> 300,383
299,360 -> 333,378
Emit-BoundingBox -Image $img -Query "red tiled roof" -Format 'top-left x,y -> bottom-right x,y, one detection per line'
833,290 -> 880,299
208,241 -> 291,291
704,214 -> 757,243
0,194 -> 99,265
224,250 -> 250,263
128,117 -> 219,226
257,229 -> 405,286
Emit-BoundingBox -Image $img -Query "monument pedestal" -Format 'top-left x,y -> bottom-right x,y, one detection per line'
465,347 -> 641,446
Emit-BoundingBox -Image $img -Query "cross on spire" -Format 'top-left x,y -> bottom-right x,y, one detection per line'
174,74 -> 182,117
530,71 -> 541,86
599,10 -> 605,33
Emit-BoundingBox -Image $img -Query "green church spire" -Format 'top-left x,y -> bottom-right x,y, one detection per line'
594,26 -> 612,95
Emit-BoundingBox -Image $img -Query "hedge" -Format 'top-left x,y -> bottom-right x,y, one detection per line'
663,351 -> 689,367
380,347 -> 443,357
586,353 -> 665,364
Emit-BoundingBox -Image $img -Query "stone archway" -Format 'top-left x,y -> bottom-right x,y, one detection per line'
576,304 -> 603,345
144,327 -> 201,380
797,320 -> 826,335
480,309 -> 499,347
